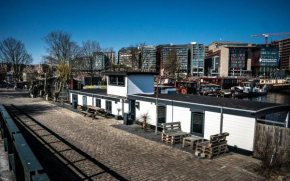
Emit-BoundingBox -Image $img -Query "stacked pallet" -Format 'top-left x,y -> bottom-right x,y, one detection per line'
161,122 -> 188,145
195,132 -> 229,159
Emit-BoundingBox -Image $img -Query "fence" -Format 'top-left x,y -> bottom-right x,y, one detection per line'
254,122 -> 290,163
0,103 -> 50,181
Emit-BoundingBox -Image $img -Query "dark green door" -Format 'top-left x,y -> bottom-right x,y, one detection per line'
191,112 -> 204,136
129,100 -> 136,121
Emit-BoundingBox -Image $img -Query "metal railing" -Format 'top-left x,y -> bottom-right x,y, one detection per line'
0,103 -> 50,181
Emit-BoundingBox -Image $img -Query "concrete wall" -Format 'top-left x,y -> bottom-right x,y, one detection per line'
127,75 -> 154,95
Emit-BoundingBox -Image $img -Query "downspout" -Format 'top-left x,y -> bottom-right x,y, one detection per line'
122,99 -> 124,117
220,107 -> 223,133
286,112 -> 289,128
172,100 -> 173,123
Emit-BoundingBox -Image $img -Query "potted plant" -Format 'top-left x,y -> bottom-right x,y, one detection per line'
115,108 -> 122,120
140,112 -> 150,130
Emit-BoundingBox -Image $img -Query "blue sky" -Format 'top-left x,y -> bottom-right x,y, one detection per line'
1,0 -> 290,64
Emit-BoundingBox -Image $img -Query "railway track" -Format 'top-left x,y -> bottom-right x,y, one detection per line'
5,104 -> 125,181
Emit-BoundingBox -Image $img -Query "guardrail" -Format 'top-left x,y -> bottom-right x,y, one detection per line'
0,103 -> 50,181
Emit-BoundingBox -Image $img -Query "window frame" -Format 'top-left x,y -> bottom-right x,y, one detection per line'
106,100 -> 112,113
83,96 -> 87,107
190,111 -> 205,137
108,75 -> 125,87
96,99 -> 101,108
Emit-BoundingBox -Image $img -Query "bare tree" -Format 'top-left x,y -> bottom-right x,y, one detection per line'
129,42 -> 146,71
43,31 -> 81,67
103,47 -> 115,71
82,40 -> 101,73
0,37 -> 33,82
164,49 -> 180,78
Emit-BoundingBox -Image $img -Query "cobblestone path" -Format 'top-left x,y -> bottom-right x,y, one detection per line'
0,90 -> 264,181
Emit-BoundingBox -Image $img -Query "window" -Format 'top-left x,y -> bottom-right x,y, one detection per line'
109,76 -> 125,86
158,106 -> 166,127
96,99 -> 101,108
106,101 -> 112,113
191,112 -> 204,136
83,96 -> 87,107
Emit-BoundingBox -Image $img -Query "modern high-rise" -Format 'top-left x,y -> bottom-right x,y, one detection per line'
189,42 -> 206,76
156,44 -> 188,76
94,51 -> 116,71
118,47 -> 139,68
208,41 -> 253,77
275,37 -> 290,70
140,45 -> 156,72
251,44 -> 279,76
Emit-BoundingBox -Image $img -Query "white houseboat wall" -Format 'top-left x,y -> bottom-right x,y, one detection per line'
69,72 -> 157,117
69,72 -> 290,154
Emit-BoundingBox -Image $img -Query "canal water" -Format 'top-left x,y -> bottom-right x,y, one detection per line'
234,92 -> 290,121
238,92 -> 290,105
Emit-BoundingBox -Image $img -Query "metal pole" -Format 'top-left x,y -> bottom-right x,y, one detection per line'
155,74 -> 161,135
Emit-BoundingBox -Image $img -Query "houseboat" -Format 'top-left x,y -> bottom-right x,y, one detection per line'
69,72 -> 290,154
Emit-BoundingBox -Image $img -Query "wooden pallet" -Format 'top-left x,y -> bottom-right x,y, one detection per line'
161,122 -> 188,145
195,142 -> 228,159
161,132 -> 188,145
210,132 -> 229,143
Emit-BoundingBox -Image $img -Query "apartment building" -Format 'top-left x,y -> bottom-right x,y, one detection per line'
207,41 -> 253,77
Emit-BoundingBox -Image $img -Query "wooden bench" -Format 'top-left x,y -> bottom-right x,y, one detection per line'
161,122 -> 188,145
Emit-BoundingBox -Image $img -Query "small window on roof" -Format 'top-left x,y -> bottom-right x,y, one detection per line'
109,75 -> 125,86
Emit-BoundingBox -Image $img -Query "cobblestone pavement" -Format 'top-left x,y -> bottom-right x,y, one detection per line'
0,89 -> 264,181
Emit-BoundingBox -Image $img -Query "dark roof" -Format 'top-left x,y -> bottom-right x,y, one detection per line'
76,89 -> 107,95
105,72 -> 158,76
135,93 -> 280,111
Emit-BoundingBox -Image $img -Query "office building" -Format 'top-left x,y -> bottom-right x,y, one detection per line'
140,45 -> 156,72
275,37 -> 290,70
207,41 -> 253,77
251,44 -> 279,76
189,42 -> 206,76
156,44 -> 188,76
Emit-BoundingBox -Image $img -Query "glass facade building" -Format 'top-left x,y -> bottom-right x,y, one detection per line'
259,46 -> 279,75
189,43 -> 206,76
251,44 -> 279,76
140,46 -> 156,71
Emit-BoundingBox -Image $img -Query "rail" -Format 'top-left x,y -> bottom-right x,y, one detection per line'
0,103 -> 50,181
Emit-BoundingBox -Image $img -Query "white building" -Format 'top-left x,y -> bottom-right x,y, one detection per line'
69,72 -> 290,154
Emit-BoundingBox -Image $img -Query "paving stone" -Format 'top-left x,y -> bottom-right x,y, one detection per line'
0,89 -> 265,181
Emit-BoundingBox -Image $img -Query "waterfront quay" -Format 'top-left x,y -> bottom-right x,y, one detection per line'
0,89 -> 265,181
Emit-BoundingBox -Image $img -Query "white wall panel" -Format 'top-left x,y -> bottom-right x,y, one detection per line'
107,77 -> 127,97
171,106 -> 191,133
135,100 -> 156,125
77,95 -> 83,106
204,111 -> 221,140
223,114 -> 255,151
87,96 -> 93,106
112,101 -> 122,115
123,103 -> 129,113
101,99 -> 106,109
